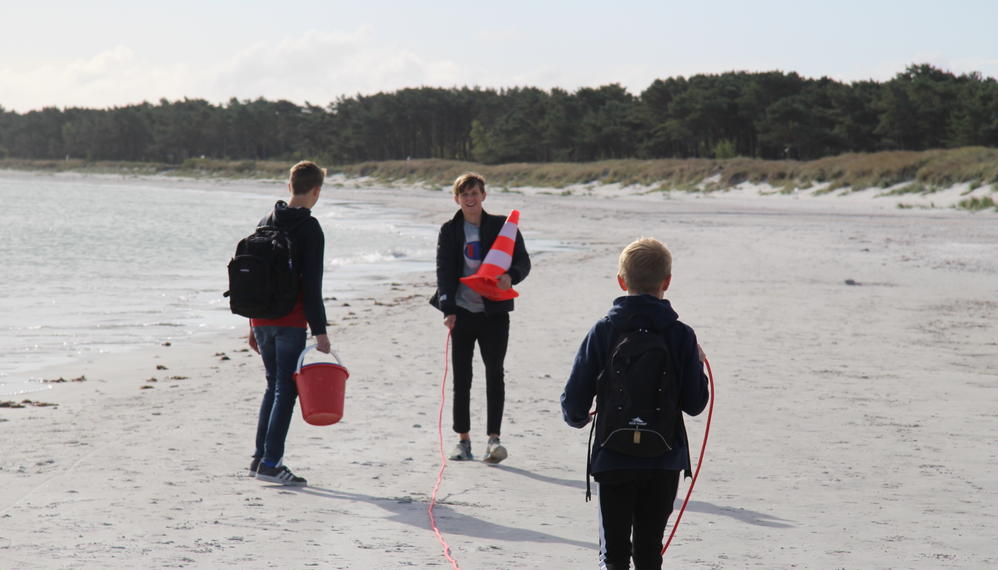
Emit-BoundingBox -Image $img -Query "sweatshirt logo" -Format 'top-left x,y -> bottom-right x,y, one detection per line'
628,417 -> 647,426
464,241 -> 482,261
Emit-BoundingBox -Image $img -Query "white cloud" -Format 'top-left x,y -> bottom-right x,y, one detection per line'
0,46 -> 198,111
208,28 -> 466,102
0,29 -> 472,112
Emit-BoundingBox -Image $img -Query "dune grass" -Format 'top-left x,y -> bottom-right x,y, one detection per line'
175,158 -> 292,178
4,148 -> 998,194
0,158 -> 172,175
0,157 -> 290,179
334,147 -> 998,193
956,196 -> 998,212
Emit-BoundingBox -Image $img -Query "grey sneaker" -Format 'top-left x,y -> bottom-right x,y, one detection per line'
483,437 -> 508,464
449,439 -> 473,461
256,464 -> 307,486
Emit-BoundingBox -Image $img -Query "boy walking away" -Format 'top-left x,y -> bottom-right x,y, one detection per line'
431,172 -> 530,464
246,161 -> 331,486
561,238 -> 709,570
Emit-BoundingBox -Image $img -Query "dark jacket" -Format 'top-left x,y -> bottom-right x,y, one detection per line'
430,209 -> 530,315
261,200 -> 327,335
561,295 -> 709,475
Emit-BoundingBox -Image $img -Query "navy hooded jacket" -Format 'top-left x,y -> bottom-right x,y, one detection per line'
561,294 -> 709,476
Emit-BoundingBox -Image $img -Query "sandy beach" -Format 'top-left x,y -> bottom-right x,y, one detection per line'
2,181 -> 997,569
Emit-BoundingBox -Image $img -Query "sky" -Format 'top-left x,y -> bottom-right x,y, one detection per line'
1,0 -> 996,113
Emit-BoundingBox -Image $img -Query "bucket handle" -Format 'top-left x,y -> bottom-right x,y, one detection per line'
295,345 -> 345,375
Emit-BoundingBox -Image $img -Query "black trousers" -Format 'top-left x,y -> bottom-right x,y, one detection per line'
597,470 -> 681,570
451,308 -> 509,436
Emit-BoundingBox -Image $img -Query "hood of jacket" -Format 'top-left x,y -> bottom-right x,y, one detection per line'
262,200 -> 312,227
606,294 -> 679,332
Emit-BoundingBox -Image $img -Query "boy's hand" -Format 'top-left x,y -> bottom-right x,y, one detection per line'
697,343 -> 706,363
497,273 -> 512,290
315,334 -> 331,354
443,314 -> 456,330
248,328 -> 259,354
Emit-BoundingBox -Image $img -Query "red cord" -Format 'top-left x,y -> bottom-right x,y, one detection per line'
428,330 -> 460,569
662,356 -> 715,556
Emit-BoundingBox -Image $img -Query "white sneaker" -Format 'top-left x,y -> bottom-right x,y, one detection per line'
483,437 -> 507,464
449,439 -> 473,461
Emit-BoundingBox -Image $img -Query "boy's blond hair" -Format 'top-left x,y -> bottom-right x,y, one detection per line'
452,172 -> 486,196
618,238 -> 672,295
289,161 -> 326,195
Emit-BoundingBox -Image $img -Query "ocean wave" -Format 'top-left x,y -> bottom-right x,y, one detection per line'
329,249 -> 430,265
88,321 -> 186,330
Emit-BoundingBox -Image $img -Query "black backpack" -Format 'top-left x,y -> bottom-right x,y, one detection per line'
224,217 -> 306,319
585,324 -> 680,499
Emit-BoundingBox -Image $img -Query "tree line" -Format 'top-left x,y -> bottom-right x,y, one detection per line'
1,64 -> 996,164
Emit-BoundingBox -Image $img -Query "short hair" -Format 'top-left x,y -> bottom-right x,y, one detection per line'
452,172 -> 485,196
289,161 -> 326,195
618,238 -> 672,295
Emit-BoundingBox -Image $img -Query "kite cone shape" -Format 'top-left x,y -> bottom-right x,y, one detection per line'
460,209 -> 521,301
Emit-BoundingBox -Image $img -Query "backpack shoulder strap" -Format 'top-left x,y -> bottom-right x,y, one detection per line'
585,413 -> 596,501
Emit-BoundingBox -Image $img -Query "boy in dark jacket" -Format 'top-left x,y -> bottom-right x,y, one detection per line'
246,161 -> 331,486
561,237 -> 708,570
431,172 -> 530,464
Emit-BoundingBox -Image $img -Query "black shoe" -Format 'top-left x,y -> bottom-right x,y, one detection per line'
248,457 -> 261,475
256,464 -> 307,486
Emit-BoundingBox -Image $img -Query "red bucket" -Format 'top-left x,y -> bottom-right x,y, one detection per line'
293,346 -> 349,426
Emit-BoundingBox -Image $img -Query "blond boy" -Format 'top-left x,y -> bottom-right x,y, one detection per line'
561,238 -> 708,570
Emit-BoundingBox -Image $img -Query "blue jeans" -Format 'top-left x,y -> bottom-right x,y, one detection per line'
253,326 -> 307,465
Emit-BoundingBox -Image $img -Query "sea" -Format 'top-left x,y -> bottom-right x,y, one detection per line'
0,171 -> 440,396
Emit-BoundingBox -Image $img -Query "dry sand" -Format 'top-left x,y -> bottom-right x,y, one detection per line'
2,182 -> 996,569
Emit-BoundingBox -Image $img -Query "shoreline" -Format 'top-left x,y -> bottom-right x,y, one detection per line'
0,172 -> 444,397
2,151 -> 997,213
